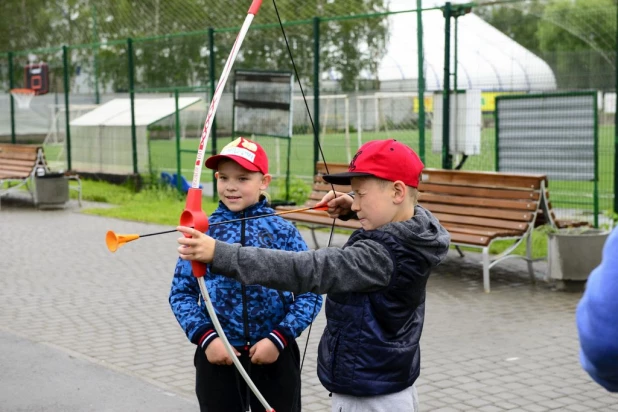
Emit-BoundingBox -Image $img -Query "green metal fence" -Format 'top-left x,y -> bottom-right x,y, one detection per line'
0,0 -> 616,222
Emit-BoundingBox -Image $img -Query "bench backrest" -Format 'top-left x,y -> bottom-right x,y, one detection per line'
419,169 -> 546,234
0,144 -> 47,180
302,161 -> 351,208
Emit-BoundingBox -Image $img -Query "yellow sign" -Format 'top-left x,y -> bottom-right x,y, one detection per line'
413,92 -> 522,113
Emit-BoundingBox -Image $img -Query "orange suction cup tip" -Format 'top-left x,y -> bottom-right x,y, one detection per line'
106,231 -> 139,252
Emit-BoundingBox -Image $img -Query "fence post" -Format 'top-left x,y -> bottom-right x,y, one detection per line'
416,1 -> 425,163
8,51 -> 16,144
174,89 -> 183,193
91,4 -> 101,104
313,16 -> 321,176
208,27 -> 218,201
441,2 -> 452,170
62,46 -> 72,170
127,38 -> 138,175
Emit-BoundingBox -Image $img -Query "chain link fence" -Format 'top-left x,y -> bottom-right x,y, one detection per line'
1,0 -> 616,221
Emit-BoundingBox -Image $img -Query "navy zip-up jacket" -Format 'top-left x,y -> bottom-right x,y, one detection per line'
210,206 -> 450,396
169,198 -> 322,351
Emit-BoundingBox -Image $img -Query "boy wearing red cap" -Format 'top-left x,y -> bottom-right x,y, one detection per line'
169,137 -> 322,412
177,139 -> 450,412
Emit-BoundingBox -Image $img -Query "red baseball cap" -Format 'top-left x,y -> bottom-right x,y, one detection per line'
205,137 -> 269,174
323,139 -> 424,187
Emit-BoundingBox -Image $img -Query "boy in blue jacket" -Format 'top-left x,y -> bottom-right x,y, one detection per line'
576,226 -> 618,392
177,139 -> 450,412
169,137 -> 322,412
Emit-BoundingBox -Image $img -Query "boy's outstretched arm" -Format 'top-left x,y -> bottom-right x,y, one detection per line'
177,226 -> 393,295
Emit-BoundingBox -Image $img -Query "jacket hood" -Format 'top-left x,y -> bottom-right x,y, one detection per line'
380,205 -> 450,268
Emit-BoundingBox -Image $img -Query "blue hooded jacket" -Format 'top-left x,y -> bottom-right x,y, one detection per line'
170,198 -> 322,351
576,226 -> 618,392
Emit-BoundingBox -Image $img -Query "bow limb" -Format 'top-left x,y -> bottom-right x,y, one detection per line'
181,1 -> 274,411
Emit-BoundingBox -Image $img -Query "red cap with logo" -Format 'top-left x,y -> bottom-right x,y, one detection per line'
323,139 -> 424,188
205,137 -> 269,174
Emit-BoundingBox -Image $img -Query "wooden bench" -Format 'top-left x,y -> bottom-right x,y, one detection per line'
0,143 -> 82,209
418,169 -> 548,292
277,163 -> 589,292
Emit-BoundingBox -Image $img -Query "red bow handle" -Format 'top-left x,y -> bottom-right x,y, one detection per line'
180,188 -> 209,277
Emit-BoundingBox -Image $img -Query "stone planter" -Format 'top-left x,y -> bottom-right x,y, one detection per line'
35,173 -> 69,208
547,228 -> 609,282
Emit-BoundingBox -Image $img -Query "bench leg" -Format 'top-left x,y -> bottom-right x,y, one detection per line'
455,245 -> 465,258
310,227 -> 321,249
525,230 -> 536,284
482,247 -> 490,293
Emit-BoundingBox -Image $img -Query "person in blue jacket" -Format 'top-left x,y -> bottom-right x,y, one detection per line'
169,137 -> 322,412
576,226 -> 618,392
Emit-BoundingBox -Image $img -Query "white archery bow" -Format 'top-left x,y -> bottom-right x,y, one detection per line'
183,1 -> 274,410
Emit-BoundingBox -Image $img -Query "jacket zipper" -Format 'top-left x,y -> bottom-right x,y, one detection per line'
240,211 -> 251,350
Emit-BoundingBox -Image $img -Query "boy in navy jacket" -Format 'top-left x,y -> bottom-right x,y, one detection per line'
170,137 -> 322,412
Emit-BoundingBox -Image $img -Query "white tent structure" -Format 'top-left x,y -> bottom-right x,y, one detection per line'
70,97 -> 201,174
376,1 -> 557,92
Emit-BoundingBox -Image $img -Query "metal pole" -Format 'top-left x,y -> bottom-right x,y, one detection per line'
92,4 -> 101,104
127,38 -> 138,175
416,0 -> 425,163
313,17 -> 321,176
63,46 -> 72,170
442,2 -> 452,170
8,51 -> 16,144
175,89 -> 182,193
209,27 -> 217,201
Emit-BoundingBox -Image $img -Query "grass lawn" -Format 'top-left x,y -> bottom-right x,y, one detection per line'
145,125 -> 615,216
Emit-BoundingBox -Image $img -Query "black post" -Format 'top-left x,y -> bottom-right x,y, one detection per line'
313,17 -> 321,176
209,27 -> 218,201
127,38 -> 138,175
8,51 -> 16,144
442,2 -> 452,170
62,46 -> 72,169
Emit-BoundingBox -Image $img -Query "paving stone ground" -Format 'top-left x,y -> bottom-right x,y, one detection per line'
1,197 -> 617,411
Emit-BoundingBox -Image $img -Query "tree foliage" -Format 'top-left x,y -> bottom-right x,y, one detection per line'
475,0 -> 616,90
0,0 -> 388,92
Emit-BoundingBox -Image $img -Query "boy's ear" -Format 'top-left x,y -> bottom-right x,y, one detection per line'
392,180 -> 407,204
260,173 -> 272,190
215,171 -> 220,179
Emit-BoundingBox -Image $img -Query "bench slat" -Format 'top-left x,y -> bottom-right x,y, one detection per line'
316,162 -> 349,175
427,203 -> 533,222
419,182 -> 540,201
0,151 -> 39,161
442,223 -> 520,238
421,193 -> 537,211
0,168 -> 32,178
0,158 -> 38,168
433,212 -> 529,232
449,232 -> 492,247
312,182 -> 353,193
422,168 -> 546,190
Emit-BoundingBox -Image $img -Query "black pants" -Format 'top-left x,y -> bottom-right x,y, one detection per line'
194,340 -> 301,412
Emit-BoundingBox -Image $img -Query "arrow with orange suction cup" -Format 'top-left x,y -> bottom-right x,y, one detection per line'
105,204 -> 328,253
